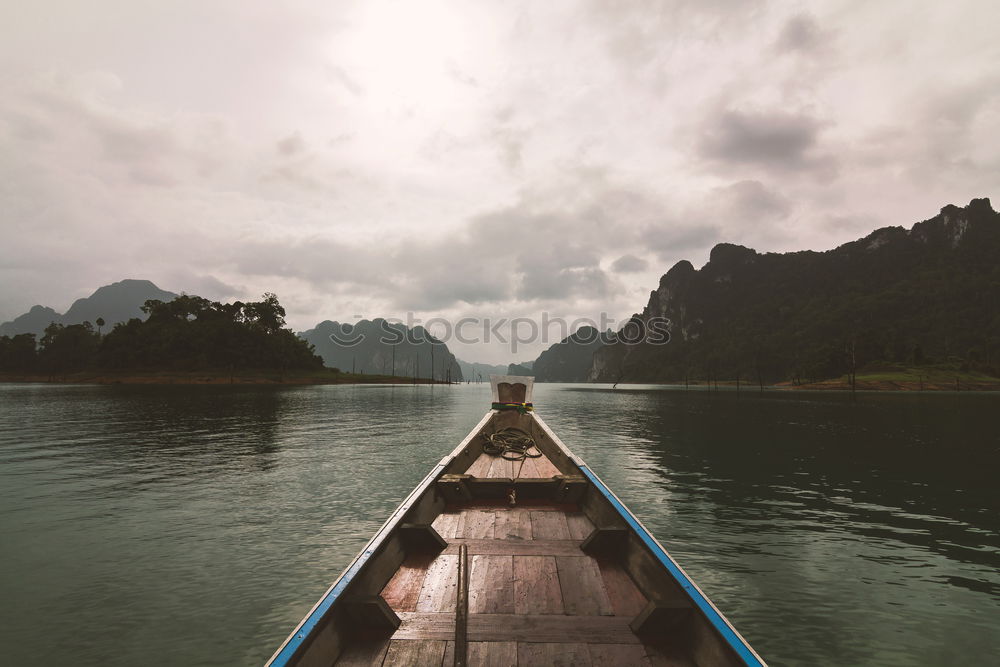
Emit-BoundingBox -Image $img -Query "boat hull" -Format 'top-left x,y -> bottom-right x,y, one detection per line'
266,407 -> 765,666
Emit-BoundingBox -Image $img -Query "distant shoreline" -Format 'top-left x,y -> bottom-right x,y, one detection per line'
602,378 -> 1000,392
0,370 -> 448,386
777,378 -> 1000,392
5,373 -> 998,392
601,364 -> 1000,392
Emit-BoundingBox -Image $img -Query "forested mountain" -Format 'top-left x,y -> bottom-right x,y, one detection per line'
591,198 -> 1000,383
0,279 -> 177,337
299,319 -> 463,381
532,326 -> 614,382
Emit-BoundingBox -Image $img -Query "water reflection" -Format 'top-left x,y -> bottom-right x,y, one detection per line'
0,383 -> 997,667
536,385 -> 1000,666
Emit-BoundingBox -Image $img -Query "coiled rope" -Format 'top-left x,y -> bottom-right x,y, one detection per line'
482,427 -> 543,503
482,427 -> 543,462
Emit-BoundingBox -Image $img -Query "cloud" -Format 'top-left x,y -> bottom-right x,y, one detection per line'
1,1 -> 998,362
644,223 -> 721,259
276,132 -> 306,156
610,254 -> 648,273
774,14 -> 824,53
714,180 -> 792,222
174,274 -> 246,301
698,106 -> 837,178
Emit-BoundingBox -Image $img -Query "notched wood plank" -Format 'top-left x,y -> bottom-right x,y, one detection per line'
513,556 -> 563,615
432,512 -> 461,540
381,553 -> 433,612
468,555 -> 514,614
416,554 -> 458,612
556,556 -> 614,616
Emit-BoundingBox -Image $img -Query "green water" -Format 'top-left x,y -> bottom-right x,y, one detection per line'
0,383 -> 997,666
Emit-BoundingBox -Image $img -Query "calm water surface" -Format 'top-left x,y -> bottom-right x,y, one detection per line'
0,383 -> 997,666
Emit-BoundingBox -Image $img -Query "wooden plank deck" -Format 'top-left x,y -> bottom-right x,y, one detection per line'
465,450 -> 562,480
335,500 -> 667,665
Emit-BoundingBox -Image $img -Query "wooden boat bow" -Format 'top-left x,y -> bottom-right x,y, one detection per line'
266,376 -> 766,666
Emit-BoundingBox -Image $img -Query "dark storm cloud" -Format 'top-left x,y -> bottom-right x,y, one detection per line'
698,106 -> 838,179
610,254 -> 648,273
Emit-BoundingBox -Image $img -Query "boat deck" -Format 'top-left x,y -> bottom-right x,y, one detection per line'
334,451 -> 694,666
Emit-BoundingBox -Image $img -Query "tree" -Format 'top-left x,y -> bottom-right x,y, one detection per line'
95,317 -> 105,336
98,293 -> 321,372
0,334 -> 38,372
38,322 -> 99,375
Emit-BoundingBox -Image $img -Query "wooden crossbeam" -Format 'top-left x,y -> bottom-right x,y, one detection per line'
580,526 -> 629,557
344,595 -> 400,632
629,599 -> 694,637
393,612 -> 641,644
399,523 -> 447,555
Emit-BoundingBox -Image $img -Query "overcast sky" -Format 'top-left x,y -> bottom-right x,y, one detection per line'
1,0 -> 997,362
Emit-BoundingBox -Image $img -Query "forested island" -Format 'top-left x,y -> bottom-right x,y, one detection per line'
0,294 -> 429,385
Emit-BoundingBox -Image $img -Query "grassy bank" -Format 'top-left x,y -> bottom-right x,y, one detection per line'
0,368 -> 448,385
780,363 -> 1000,391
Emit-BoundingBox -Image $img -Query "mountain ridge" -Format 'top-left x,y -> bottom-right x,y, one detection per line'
299,318 -> 464,381
0,279 -> 178,337
590,197 -> 1000,383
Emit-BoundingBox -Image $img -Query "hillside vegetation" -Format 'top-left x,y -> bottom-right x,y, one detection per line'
0,294 -> 323,376
591,199 -> 1000,385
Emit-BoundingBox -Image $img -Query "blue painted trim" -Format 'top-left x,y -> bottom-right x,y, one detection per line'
577,464 -> 765,667
268,462 -> 448,666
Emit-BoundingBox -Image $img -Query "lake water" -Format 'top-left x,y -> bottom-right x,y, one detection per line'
0,383 -> 997,666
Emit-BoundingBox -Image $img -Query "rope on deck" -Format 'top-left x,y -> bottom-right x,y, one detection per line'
482,427 -> 543,462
